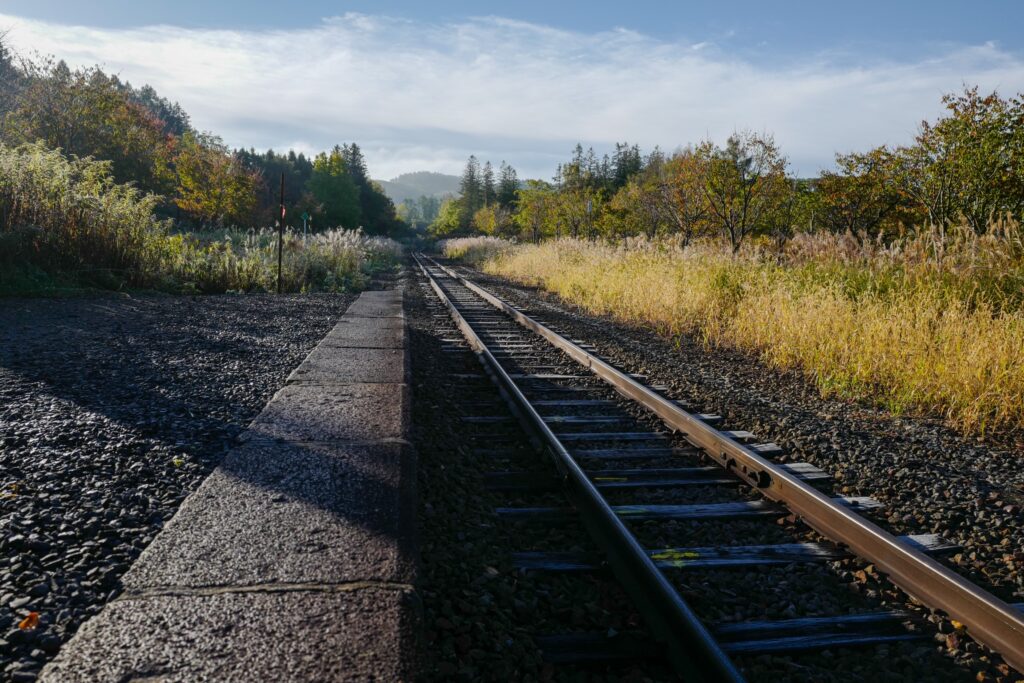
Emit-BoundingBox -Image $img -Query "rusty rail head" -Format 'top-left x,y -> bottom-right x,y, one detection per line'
428,256 -> 1024,675
414,254 -> 745,682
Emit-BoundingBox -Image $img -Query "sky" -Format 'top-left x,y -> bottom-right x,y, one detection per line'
3,1 -> 1024,180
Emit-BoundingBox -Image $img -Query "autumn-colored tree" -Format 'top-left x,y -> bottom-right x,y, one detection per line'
514,180 -> 556,243
609,170 -> 669,238
2,59 -> 174,194
656,150 -> 711,244
173,132 -> 258,226
472,204 -> 514,237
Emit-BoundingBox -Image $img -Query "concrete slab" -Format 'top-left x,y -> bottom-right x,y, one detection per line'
287,346 -> 406,384
320,317 -> 406,349
41,287 -> 417,682
343,292 -> 403,319
122,441 -> 416,591
40,588 -> 416,683
247,383 -> 408,443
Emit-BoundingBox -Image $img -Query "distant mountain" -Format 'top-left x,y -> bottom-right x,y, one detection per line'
375,171 -> 460,204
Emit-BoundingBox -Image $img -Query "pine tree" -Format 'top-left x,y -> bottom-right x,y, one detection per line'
497,162 -> 519,209
612,142 -> 643,189
341,143 -> 370,187
458,155 -> 482,228
482,160 -> 496,207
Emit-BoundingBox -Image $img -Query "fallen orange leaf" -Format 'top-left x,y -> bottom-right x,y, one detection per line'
18,612 -> 39,630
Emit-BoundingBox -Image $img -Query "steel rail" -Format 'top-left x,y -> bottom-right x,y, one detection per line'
414,254 -> 745,682
428,255 -> 1024,675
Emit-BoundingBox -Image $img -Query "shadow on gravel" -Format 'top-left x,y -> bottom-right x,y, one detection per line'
0,295 -> 323,463
0,293 -> 352,681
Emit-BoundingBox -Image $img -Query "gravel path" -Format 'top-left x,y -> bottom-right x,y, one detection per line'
0,293 -> 353,682
458,264 -> 1024,681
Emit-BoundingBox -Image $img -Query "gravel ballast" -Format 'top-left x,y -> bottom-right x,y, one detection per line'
0,293 -> 354,682
453,263 -> 1024,682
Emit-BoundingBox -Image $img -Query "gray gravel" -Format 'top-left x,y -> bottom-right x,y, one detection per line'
409,275 -> 679,682
455,263 -> 1024,682
0,292 -> 353,682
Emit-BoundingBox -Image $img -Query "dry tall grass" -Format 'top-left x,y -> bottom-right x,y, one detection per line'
478,227 -> 1024,435
439,236 -> 513,264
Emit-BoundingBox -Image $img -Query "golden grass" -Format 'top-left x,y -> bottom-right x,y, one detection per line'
478,230 -> 1024,435
439,236 -> 513,265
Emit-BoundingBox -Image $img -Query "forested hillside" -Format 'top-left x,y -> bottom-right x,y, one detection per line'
0,36 -> 404,294
0,37 -> 405,237
376,171 -> 460,202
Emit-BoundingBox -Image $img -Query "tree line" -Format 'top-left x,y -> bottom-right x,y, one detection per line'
429,156 -> 519,236
0,38 -> 406,237
431,87 -> 1024,251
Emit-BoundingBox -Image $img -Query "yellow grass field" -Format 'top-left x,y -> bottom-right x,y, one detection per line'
444,228 -> 1024,436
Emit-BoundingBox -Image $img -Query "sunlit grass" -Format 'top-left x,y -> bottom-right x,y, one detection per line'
439,236 -> 513,265
474,228 -> 1024,436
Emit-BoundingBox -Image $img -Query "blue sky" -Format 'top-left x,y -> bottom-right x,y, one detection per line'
3,2 -> 1024,179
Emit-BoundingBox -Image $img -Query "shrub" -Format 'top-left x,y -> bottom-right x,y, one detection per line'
0,142 -> 402,294
0,141 -> 175,289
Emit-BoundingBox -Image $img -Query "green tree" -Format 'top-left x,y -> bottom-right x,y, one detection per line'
899,88 -> 1024,231
698,132 -> 789,252
0,33 -> 21,118
497,161 -> 519,209
458,155 -> 483,228
814,148 -> 906,235
553,185 -> 603,239
309,146 -> 361,228
513,180 -> 556,243
482,160 -> 496,207
428,197 -> 465,237
611,142 -> 643,189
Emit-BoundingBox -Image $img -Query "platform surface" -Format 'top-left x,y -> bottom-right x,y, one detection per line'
40,287 -> 416,682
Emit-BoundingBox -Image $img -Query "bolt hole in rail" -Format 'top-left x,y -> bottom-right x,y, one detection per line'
412,253 -> 1024,680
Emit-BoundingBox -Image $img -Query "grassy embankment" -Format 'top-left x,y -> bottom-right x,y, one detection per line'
440,231 -> 1024,436
0,142 -> 401,295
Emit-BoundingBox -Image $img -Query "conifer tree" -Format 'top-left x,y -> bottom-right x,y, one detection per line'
482,160 -> 496,207
497,161 -> 519,209
458,155 -> 483,228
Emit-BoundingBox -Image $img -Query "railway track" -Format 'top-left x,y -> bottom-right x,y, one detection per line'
413,253 -> 1024,681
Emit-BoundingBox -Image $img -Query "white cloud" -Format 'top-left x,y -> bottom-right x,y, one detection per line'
2,12 -> 1024,179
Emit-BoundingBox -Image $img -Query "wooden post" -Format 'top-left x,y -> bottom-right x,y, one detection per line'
277,172 -> 285,294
